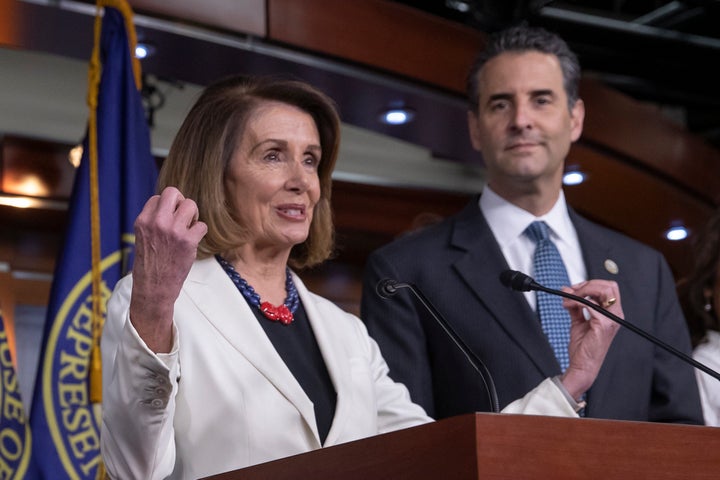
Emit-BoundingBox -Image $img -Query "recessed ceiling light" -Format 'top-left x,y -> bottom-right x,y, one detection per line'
665,225 -> 689,241
135,42 -> 156,59
562,171 -> 586,186
445,1 -> 471,13
379,107 -> 415,125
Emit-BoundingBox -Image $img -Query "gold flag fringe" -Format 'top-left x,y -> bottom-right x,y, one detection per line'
87,1 -> 144,477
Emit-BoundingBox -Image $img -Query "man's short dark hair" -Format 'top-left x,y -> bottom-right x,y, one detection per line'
466,25 -> 581,111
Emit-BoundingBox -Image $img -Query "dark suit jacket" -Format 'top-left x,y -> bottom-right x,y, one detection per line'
361,196 -> 703,423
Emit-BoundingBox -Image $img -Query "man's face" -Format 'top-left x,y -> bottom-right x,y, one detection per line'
467,51 -> 584,193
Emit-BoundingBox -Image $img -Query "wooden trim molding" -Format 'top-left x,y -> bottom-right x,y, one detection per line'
268,0 -> 484,93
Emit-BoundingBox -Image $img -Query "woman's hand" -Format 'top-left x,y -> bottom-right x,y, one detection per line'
560,279 -> 622,401
129,186 -> 208,353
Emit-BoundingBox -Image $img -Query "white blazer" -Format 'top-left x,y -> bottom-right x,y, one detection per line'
101,257 -> 576,479
101,257 -> 432,480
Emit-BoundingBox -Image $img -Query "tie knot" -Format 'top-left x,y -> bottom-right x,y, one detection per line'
525,220 -> 550,243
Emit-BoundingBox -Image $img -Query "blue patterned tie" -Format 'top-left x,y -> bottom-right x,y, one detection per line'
525,221 -> 571,371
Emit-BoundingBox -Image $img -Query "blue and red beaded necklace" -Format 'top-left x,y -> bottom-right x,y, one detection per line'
216,254 -> 300,325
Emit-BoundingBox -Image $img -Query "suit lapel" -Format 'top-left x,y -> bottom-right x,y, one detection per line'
570,211 -> 622,403
184,258 -> 320,442
571,210 -> 616,281
294,277 -> 353,446
450,199 -> 562,377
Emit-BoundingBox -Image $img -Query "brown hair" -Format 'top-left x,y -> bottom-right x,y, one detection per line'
466,25 -> 581,112
158,75 -> 340,269
678,208 -> 720,347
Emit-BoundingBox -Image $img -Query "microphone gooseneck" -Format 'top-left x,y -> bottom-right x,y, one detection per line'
499,270 -> 720,382
376,279 -> 501,413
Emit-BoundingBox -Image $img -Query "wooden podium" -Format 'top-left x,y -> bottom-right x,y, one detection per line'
203,413 -> 720,479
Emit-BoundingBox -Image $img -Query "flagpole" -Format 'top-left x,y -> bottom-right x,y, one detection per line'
87,0 -> 144,407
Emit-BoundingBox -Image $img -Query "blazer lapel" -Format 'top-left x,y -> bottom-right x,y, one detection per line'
450,199 -> 562,377
184,258 -> 320,442
293,276 -> 353,446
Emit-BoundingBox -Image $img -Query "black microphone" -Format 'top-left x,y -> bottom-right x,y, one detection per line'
377,279 -> 500,413
376,278 -> 399,298
499,269 -> 539,292
499,269 -> 720,382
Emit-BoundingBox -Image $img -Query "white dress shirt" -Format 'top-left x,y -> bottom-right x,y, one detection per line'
480,186 -> 587,310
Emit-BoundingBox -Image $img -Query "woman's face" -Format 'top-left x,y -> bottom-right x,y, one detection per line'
225,101 -> 322,254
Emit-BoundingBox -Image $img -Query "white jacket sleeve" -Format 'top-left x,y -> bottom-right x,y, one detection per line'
501,377 -> 579,417
368,333 -> 435,433
101,275 -> 181,480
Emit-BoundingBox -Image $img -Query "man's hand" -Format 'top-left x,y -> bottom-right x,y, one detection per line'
560,280 -> 622,400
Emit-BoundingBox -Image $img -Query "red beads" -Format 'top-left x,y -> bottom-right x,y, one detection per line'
260,302 -> 294,325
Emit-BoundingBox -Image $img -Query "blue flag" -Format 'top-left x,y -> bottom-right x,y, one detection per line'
28,2 -> 158,478
0,311 -> 32,478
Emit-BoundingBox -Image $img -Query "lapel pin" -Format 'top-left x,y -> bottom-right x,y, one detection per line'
604,259 -> 619,275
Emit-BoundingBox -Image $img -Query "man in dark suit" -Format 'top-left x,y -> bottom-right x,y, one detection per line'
360,25 -> 703,423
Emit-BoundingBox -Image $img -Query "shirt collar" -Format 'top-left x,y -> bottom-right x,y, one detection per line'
480,185 -> 573,245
